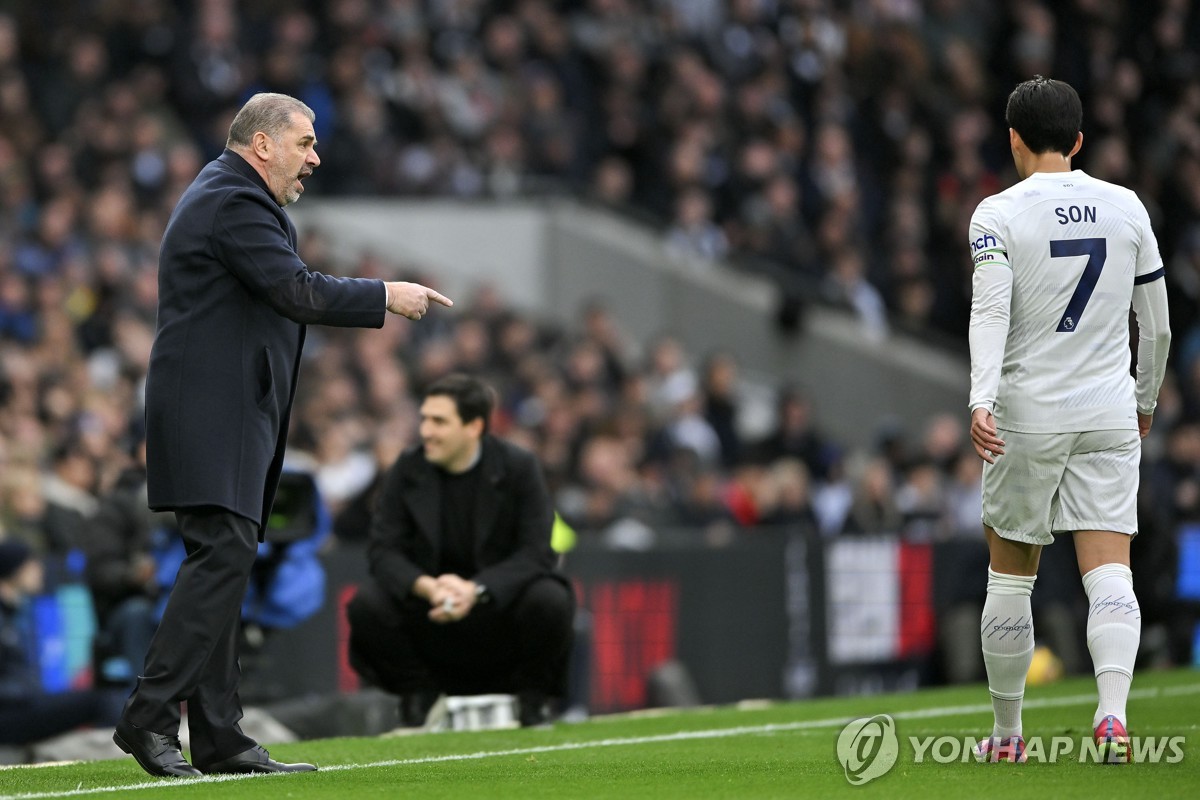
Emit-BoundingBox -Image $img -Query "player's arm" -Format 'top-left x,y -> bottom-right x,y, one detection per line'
1131,271 -> 1171,439
967,208 -> 1012,463
1129,200 -> 1172,438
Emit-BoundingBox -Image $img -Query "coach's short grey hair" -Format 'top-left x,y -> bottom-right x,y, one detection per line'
226,93 -> 315,148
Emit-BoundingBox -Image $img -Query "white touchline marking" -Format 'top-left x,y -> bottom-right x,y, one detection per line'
2,683 -> 1197,799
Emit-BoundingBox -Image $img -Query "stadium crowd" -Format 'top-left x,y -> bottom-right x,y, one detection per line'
0,0 -> 1198,682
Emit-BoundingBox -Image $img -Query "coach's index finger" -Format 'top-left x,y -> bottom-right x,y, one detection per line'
426,287 -> 454,307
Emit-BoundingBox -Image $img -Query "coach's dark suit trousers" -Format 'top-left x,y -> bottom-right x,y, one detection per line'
122,508 -> 257,767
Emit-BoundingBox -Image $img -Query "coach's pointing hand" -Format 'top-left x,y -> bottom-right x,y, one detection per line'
385,282 -> 454,320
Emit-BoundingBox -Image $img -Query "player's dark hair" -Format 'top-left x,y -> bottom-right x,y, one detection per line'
424,373 -> 493,433
1005,76 -> 1082,156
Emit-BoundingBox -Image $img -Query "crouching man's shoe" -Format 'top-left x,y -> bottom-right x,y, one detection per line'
197,744 -> 317,774
517,691 -> 552,728
113,718 -> 201,777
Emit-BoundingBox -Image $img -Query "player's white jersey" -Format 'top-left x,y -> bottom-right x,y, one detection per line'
968,169 -> 1164,433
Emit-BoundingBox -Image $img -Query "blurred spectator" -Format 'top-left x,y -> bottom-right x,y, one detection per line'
700,351 -> 743,468
0,273 -> 37,344
590,155 -> 634,206
655,386 -> 723,470
749,385 -> 833,480
669,455 -> 738,543
84,439 -> 169,688
579,300 -> 632,392
0,538 -> 123,745
643,334 -> 697,423
759,459 -> 818,528
0,467 -> 45,548
822,248 -> 889,343
312,414 -> 377,517
943,451 -> 985,540
845,456 -> 903,536
333,413 -> 416,543
811,454 -> 854,537
1140,420 -> 1200,664
665,186 -> 729,263
894,458 -> 944,541
39,435 -> 98,562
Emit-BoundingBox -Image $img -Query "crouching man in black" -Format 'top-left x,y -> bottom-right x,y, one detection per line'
347,374 -> 574,727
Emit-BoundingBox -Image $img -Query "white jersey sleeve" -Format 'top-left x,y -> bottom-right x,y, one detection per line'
967,200 -> 1012,413
1132,280 -> 1171,415
1129,198 -> 1171,415
966,170 -> 1170,434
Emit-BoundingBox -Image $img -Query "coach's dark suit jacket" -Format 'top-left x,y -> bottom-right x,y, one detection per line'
368,435 -> 563,611
145,149 -> 385,533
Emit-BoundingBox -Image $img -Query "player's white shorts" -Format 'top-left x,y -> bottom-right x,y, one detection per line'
981,428 -> 1141,546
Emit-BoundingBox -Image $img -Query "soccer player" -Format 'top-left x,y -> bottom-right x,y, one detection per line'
967,77 -> 1171,764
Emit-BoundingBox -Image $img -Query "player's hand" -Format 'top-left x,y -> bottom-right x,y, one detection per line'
385,281 -> 453,320
970,407 -> 1005,464
1137,412 -> 1153,440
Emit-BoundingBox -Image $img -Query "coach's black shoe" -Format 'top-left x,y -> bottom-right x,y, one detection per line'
113,719 -> 201,777
197,744 -> 316,774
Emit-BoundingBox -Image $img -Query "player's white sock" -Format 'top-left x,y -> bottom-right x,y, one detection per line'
981,568 -> 1037,739
1083,563 -> 1140,728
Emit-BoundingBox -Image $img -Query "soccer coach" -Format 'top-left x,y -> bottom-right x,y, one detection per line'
113,92 -> 452,777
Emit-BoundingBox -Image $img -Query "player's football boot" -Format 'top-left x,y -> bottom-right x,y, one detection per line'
1094,715 -> 1130,764
975,735 -> 1027,763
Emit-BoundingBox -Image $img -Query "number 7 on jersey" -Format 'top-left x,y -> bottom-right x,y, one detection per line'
1050,237 -> 1106,332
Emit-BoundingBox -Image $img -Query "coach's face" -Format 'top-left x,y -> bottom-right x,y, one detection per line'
265,111 -> 320,206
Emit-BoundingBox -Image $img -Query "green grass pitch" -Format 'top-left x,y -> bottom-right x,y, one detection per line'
1,668 -> 1196,799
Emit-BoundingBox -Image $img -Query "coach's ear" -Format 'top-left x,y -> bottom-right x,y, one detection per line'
251,130 -> 274,163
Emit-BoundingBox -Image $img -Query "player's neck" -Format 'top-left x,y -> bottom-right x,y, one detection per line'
1019,153 -> 1074,178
